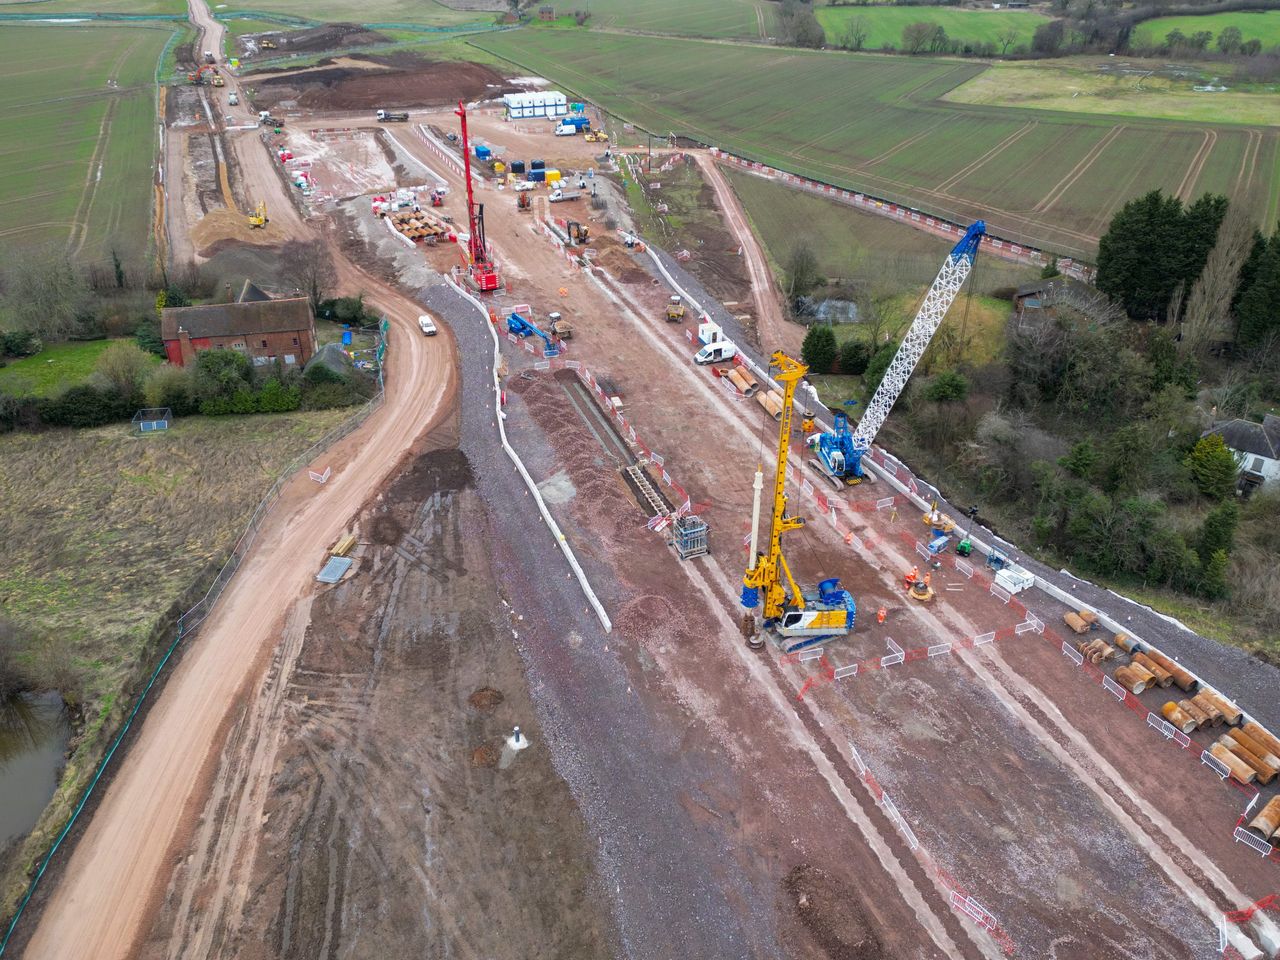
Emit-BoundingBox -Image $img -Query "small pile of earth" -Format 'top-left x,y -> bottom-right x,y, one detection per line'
247,23 -> 390,56
468,687 -> 505,711
255,57 -> 514,111
471,743 -> 500,768
190,207 -> 286,257
783,864 -> 882,959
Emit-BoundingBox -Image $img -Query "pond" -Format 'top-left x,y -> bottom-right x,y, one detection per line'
0,692 -> 70,848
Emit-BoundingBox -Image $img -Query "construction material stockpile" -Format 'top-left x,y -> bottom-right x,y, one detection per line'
1248,796 -> 1280,847
1101,628 -> 1280,790
389,210 -> 447,243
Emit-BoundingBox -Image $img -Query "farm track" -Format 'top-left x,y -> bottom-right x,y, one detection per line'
1234,127 -> 1261,196
1175,128 -> 1217,202
935,119 -> 1036,193
1031,123 -> 1125,215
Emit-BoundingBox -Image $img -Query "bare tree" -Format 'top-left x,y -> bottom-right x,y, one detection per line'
1180,204 -> 1254,358
902,21 -> 935,54
998,26 -> 1019,55
280,240 -> 333,316
841,15 -> 869,51
94,341 -> 153,397
1,247 -> 93,340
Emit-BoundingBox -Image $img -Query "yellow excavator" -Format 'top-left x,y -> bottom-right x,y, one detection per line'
665,295 -> 685,322
247,200 -> 268,228
261,37 -> 278,49
741,351 -> 856,652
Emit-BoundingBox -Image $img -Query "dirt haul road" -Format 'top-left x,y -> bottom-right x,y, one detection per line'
20,236 -> 457,960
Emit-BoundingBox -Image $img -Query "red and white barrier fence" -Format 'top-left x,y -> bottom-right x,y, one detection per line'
707,147 -> 1093,280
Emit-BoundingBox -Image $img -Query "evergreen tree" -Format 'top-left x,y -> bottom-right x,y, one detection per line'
1200,548 -> 1230,599
801,324 -> 837,375
1058,440 -> 1098,480
1236,235 -> 1280,348
1184,434 -> 1238,499
1232,229 -> 1269,315
1179,193 -> 1229,291
1096,190 -> 1227,321
923,370 -> 969,403
1097,190 -> 1185,320
1197,500 -> 1239,565
839,339 -> 871,375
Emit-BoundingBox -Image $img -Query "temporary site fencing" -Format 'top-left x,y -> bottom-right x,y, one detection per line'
0,322 -> 389,957
496,346 -> 697,519
848,737 -> 1018,955
705,147 -> 1095,281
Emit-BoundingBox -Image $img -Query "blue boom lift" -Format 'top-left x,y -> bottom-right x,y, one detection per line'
506,311 -> 559,357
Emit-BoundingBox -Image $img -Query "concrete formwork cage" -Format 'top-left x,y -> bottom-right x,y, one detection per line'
131,407 -> 173,433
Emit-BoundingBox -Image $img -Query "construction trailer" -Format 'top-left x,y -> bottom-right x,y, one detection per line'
741,352 -> 855,653
808,220 -> 986,489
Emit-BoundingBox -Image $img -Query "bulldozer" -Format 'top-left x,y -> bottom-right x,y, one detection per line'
261,37 -> 278,49
211,72 -> 225,87
247,200 -> 268,229
665,295 -> 685,322
584,130 -> 606,143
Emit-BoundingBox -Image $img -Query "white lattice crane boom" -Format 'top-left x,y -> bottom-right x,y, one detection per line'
851,220 -> 985,457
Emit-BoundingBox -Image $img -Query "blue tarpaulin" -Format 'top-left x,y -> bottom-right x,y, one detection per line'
316,557 -> 353,583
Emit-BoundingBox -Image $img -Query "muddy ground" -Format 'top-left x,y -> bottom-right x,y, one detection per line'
139,448 -> 616,959
251,56 -> 512,111
238,23 -> 391,61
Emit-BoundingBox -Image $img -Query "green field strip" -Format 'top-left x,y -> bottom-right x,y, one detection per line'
0,23 -> 166,264
1188,132 -> 1250,203
816,5 -> 1050,51
560,0 -> 766,38
474,29 -> 1280,256
1132,10 -> 1280,47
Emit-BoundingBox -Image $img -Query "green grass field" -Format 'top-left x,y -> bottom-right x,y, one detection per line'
1132,10 -> 1280,49
218,0 -> 482,27
574,0 -> 774,39
944,57 -> 1280,126
0,0 -> 184,13
0,406 -> 353,915
725,166 -> 1037,297
474,30 -> 1280,258
0,24 -> 171,267
0,339 -> 160,397
817,6 -> 1048,52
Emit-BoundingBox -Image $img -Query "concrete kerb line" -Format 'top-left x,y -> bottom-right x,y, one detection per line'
444,275 -> 612,632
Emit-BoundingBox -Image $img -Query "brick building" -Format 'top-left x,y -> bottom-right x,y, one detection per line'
161,281 -> 316,368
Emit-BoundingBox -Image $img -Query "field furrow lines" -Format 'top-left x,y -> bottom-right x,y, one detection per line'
1032,124 -> 1125,215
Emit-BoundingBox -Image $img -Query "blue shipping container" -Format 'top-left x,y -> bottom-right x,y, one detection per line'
527,169 -> 546,182
474,145 -> 491,160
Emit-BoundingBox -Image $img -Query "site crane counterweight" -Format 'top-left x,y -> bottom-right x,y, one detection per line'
742,352 -> 855,653
809,220 -> 986,488
455,100 -> 501,292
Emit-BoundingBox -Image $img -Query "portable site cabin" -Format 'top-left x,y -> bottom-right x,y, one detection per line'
502,91 -> 568,120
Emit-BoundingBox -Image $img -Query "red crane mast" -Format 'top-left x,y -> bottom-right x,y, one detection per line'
454,100 -> 500,292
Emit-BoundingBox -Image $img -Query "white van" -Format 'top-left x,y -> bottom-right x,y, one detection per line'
694,341 -> 736,364
554,124 -> 576,136
418,315 -> 437,336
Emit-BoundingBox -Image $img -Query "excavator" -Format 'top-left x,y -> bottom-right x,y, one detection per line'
247,200 -> 268,229
517,191 -> 531,212
741,351 -> 856,653
260,37 -> 278,49
187,64 -> 216,85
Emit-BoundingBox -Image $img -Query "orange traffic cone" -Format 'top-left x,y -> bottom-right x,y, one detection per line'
877,607 -> 887,624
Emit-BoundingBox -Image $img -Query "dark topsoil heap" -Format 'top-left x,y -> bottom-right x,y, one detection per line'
244,23 -> 392,57
251,54 -> 514,111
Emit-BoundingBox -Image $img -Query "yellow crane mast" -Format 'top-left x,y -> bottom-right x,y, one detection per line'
741,352 -> 855,652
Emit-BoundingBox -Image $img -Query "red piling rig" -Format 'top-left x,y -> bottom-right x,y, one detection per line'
455,100 -> 501,292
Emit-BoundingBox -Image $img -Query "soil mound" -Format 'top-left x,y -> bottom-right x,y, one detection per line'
240,23 -> 390,59
471,743 -> 500,768
254,58 -> 512,111
468,687 -> 505,711
783,864 -> 882,959
190,207 -> 287,257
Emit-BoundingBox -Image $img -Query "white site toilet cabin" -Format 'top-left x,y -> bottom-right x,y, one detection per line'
698,319 -> 725,346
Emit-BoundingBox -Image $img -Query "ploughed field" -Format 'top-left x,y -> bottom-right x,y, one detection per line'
473,29 -> 1280,258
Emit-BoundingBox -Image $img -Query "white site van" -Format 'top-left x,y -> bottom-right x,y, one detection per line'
418,315 -> 438,336
693,341 -> 737,364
